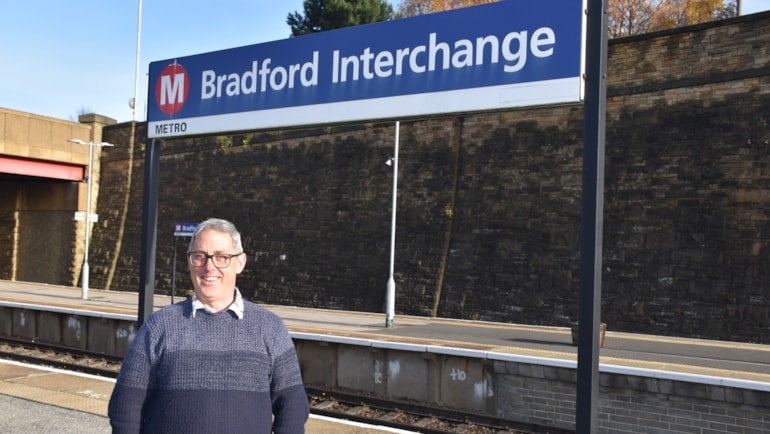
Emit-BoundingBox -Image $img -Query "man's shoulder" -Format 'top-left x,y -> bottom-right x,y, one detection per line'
146,300 -> 189,323
243,301 -> 285,324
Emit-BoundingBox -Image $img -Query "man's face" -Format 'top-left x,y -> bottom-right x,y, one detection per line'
188,228 -> 247,309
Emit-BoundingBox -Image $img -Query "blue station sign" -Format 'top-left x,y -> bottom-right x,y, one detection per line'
173,222 -> 198,237
148,1 -> 586,138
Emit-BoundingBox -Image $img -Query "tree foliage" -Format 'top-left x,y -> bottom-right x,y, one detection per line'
395,0 -> 496,17
609,0 -> 737,37
394,0 -> 738,37
287,0 -> 394,36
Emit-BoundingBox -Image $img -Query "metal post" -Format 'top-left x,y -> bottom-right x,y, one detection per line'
171,236 -> 177,304
82,142 -> 94,300
385,121 -> 400,328
132,0 -> 143,121
138,138 -> 160,325
68,139 -> 114,299
576,0 -> 609,432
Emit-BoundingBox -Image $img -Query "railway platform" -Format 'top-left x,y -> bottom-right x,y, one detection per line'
0,279 -> 768,383
1,280 -> 769,433
0,359 -> 414,433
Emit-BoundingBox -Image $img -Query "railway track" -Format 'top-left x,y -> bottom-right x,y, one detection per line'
0,338 -> 122,378
0,338 -> 571,434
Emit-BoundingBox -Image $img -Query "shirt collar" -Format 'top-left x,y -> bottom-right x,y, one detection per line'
191,287 -> 245,319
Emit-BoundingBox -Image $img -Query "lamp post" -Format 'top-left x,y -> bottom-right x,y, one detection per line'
132,0 -> 143,121
68,139 -> 115,299
385,121 -> 400,328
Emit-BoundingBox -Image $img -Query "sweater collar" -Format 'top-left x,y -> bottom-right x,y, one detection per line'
190,287 -> 245,319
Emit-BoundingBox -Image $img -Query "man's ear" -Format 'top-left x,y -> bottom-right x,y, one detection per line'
236,254 -> 247,274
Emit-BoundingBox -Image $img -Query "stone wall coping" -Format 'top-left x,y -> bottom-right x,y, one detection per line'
0,301 -> 135,322
291,332 -> 770,393
601,363 -> 770,392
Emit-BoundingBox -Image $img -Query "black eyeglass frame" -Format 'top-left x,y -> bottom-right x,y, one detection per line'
187,251 -> 244,269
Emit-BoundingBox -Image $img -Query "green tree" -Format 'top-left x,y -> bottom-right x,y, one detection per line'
287,0 -> 394,36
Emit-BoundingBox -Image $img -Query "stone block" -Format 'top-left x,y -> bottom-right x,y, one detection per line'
12,309 -> 36,340
114,320 -> 137,357
385,350 -> 430,403
62,315 -> 87,349
36,311 -> 61,345
87,316 -> 116,355
0,307 -> 12,337
708,385 -> 726,402
336,345 -> 379,395
438,356 -> 492,412
295,340 -> 337,387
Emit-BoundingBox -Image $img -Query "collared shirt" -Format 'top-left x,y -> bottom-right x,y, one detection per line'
191,287 -> 245,319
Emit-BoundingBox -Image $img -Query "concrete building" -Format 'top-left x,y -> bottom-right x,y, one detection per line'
0,108 -> 115,286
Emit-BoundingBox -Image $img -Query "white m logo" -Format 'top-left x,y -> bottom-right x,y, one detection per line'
160,73 -> 185,105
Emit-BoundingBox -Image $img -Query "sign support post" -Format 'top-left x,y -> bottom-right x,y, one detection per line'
172,222 -> 199,304
171,236 -> 178,304
138,139 -> 160,326
576,0 -> 609,432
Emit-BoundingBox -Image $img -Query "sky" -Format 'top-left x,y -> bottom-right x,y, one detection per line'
1,0 -> 308,123
2,0 -> 769,124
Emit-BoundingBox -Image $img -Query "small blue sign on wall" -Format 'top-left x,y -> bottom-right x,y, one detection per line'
174,222 -> 198,237
148,1 -> 586,138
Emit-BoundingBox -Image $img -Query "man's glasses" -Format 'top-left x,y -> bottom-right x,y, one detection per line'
187,252 -> 243,269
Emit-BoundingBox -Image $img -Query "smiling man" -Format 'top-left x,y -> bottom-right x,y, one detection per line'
109,218 -> 309,433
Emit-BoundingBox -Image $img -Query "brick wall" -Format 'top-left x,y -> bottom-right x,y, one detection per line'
91,12 -> 770,343
16,210 -> 78,284
494,359 -> 770,433
88,122 -> 140,292
0,211 -> 17,279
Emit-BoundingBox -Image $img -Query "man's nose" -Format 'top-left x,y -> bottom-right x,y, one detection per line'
203,255 -> 219,270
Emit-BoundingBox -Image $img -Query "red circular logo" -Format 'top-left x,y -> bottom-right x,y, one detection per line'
155,63 -> 190,115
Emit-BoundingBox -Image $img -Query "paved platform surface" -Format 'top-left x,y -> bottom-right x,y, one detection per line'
1,280 -> 770,385
0,360 -> 413,434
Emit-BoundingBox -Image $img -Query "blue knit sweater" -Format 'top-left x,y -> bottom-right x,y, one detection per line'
108,299 -> 309,433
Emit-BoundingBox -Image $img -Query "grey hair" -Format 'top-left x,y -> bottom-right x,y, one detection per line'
188,218 -> 243,253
